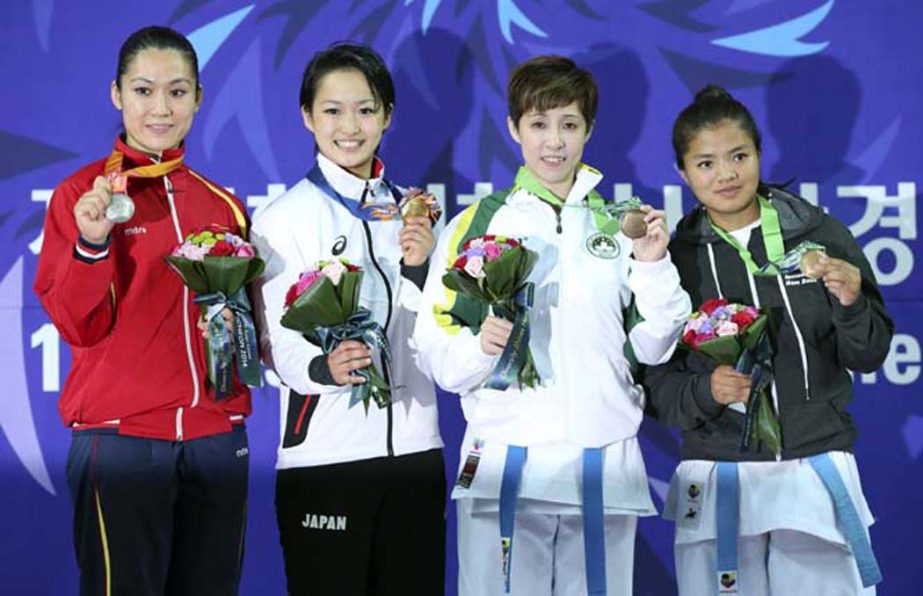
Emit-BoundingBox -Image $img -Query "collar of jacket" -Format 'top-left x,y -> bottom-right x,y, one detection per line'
113,135 -> 186,169
675,184 -> 827,246
317,152 -> 388,201
512,163 -> 603,207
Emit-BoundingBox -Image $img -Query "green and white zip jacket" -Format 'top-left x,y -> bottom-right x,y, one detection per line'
413,164 -> 690,508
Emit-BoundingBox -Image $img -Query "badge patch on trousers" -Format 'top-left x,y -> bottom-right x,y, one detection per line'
586,232 -> 619,259
456,439 -> 483,489
679,480 -> 704,530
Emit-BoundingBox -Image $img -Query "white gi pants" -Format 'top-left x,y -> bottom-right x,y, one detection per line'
457,498 -> 638,596
675,530 -> 876,596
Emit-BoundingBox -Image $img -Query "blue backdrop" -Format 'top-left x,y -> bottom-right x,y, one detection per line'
1,1 -> 920,594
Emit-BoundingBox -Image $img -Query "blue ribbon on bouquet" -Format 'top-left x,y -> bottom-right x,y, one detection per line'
315,307 -> 393,412
735,329 -> 781,456
194,288 -> 261,400
485,283 -> 537,390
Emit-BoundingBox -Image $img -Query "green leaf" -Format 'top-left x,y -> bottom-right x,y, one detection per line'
164,256 -> 265,296
755,389 -> 783,456
694,335 -> 743,365
741,314 -> 769,351
280,277 -> 349,333
443,270 -> 491,302
338,271 -> 363,317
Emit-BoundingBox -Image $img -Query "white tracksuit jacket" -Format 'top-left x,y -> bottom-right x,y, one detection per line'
252,153 -> 442,470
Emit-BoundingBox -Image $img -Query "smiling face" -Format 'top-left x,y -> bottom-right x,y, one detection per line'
508,101 -> 591,199
302,68 -> 392,179
679,118 -> 762,231
111,48 -> 201,156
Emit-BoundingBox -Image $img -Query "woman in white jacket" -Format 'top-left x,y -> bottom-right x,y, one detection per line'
413,55 -> 691,596
251,43 -> 444,596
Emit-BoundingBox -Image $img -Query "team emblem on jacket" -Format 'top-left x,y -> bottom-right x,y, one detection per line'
332,235 -> 347,255
586,232 -> 619,259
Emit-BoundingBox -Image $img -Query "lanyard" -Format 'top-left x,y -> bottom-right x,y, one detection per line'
103,149 -> 184,192
709,196 -> 785,276
512,165 -> 617,234
307,164 -> 401,222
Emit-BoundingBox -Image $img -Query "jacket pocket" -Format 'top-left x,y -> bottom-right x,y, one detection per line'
282,390 -> 319,448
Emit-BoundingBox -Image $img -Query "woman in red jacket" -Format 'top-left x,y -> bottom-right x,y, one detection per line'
34,25 -> 251,596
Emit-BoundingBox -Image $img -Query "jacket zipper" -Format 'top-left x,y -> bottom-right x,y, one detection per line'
165,175 -> 199,441
775,276 -> 811,400
361,218 -> 394,457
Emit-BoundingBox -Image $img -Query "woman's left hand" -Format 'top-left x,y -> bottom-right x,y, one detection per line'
198,307 -> 235,340
819,255 -> 862,306
631,205 -> 669,262
400,216 -> 435,266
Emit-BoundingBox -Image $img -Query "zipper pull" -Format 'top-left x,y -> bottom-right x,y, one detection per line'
556,211 -> 562,234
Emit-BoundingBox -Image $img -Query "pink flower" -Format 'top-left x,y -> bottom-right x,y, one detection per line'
295,271 -> 322,295
234,244 -> 256,258
484,242 -> 502,261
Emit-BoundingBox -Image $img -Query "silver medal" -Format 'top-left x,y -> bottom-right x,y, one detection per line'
105,192 -> 135,223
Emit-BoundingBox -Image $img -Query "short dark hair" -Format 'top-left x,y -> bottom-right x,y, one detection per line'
116,26 -> 199,89
672,85 -> 762,169
299,42 -> 395,116
507,55 -> 598,127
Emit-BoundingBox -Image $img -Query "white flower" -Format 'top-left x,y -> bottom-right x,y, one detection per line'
322,261 -> 348,285
464,255 -> 485,279
715,320 -> 739,337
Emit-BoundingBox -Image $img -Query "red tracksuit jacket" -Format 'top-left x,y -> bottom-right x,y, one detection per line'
34,137 -> 252,440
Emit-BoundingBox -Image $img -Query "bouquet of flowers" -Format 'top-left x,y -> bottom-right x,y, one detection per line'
165,226 -> 265,399
681,298 -> 782,456
281,259 -> 392,412
442,235 -> 540,390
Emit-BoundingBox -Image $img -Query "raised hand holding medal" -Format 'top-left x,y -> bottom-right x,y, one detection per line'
399,188 -> 440,266
591,197 -> 668,262
73,175 -> 117,244
97,146 -> 185,225
629,204 -> 669,262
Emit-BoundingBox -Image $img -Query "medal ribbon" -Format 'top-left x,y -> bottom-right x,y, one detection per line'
103,149 -> 184,192
307,164 -> 401,222
708,196 -> 785,276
